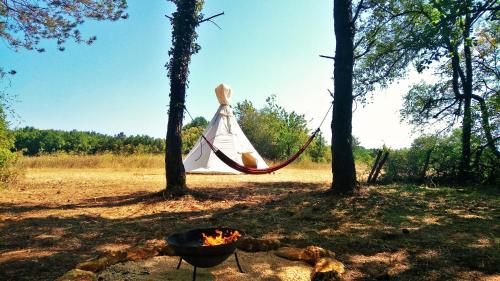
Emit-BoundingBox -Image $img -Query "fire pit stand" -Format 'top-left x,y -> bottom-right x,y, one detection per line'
166,228 -> 245,281
175,252 -> 244,281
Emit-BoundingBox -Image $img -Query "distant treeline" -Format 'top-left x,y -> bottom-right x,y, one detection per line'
10,96 -> 376,166
13,127 -> 165,155
12,101 -> 376,166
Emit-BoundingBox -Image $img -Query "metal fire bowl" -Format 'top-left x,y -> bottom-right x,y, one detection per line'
166,227 -> 244,268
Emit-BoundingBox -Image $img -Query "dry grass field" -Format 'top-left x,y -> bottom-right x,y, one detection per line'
1,155 -> 498,281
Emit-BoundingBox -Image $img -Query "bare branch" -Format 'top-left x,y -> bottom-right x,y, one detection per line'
319,55 -> 335,60
207,19 -> 222,30
199,12 -> 224,24
433,99 -> 459,118
328,89 -> 334,98
352,0 -> 364,23
354,38 -> 376,60
471,0 -> 499,22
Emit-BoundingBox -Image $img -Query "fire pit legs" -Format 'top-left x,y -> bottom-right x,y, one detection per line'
174,252 -> 244,280
234,252 -> 244,273
176,258 -> 197,281
176,257 -> 183,269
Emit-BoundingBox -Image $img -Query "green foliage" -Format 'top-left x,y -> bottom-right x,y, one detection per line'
352,0 -> 420,101
13,127 -> 165,156
383,130 -> 498,184
181,127 -> 204,154
181,116 -> 207,153
354,0 -> 499,179
352,137 -> 375,165
0,0 -> 128,52
183,116 -> 208,130
235,96 -> 329,162
0,105 -> 17,184
308,132 -> 330,163
383,133 -> 460,182
401,19 -> 499,137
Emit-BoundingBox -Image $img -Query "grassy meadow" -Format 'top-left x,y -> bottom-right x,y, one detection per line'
0,154 -> 498,281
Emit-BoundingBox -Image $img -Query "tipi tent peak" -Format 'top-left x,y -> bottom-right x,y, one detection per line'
183,83 -> 268,174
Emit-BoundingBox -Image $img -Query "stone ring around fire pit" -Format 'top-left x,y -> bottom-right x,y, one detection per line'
166,227 -> 244,281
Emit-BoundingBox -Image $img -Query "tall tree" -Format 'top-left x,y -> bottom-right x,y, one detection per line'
164,1 -> 221,195
328,0 -> 417,193
165,0 -> 204,195
396,0 -> 499,181
351,0 -> 498,182
235,96 -> 310,161
331,0 -> 357,194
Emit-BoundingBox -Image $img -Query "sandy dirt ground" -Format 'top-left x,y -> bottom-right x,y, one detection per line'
98,251 -> 312,281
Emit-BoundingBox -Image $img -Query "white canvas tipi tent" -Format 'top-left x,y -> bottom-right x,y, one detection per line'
183,84 -> 269,174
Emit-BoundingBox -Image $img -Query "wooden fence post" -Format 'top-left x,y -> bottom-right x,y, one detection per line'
367,150 -> 383,183
370,151 -> 389,184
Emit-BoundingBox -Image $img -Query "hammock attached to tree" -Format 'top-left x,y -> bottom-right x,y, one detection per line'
200,128 -> 320,174
184,101 -> 332,175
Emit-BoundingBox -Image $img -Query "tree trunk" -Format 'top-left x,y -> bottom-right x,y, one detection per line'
420,148 -> 433,182
165,0 -> 203,196
472,94 -> 500,158
459,6 -> 473,182
331,0 -> 357,194
165,79 -> 188,195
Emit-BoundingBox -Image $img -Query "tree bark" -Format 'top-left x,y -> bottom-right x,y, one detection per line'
165,80 -> 187,195
331,0 -> 357,194
459,3 -> 473,182
420,148 -> 433,182
472,94 -> 500,158
165,0 -> 202,196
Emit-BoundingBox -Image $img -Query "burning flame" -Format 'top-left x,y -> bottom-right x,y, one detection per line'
202,229 -> 241,246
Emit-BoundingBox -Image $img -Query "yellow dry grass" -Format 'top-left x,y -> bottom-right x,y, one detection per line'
18,153 -> 165,169
18,154 -> 336,170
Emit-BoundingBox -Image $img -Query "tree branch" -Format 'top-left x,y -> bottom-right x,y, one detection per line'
432,99 -> 459,118
198,12 -> 224,24
352,0 -> 364,23
472,93 -> 500,157
319,55 -> 335,60
471,0 -> 499,22
207,19 -> 222,30
354,38 -> 377,60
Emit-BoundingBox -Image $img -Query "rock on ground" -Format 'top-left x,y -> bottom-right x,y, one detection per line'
56,269 -> 97,281
274,246 -> 335,265
311,257 -> 345,281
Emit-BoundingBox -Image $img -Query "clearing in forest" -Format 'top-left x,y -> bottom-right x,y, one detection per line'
0,161 -> 498,280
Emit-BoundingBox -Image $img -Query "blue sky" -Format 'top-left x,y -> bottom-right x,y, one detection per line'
2,0 -> 419,148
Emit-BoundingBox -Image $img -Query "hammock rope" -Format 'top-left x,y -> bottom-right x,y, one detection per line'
184,102 -> 332,174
